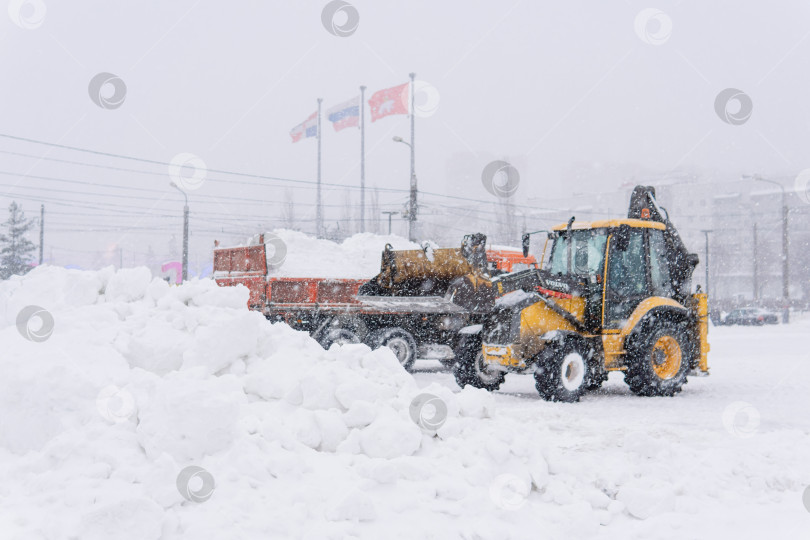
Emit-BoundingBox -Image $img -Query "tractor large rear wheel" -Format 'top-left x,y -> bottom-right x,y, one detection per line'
453,334 -> 506,391
625,319 -> 692,396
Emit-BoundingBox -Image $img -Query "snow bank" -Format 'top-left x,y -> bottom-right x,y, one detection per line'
0,265 -> 570,539
5,266 -> 807,538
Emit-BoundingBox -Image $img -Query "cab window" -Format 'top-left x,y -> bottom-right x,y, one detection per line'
607,229 -> 646,296
547,229 -> 608,276
605,228 -> 647,326
649,229 -> 673,297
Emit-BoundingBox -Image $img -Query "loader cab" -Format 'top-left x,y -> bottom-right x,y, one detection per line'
541,220 -> 671,332
603,222 -> 673,328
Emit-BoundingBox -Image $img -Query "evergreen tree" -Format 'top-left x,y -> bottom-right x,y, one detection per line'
0,201 -> 37,279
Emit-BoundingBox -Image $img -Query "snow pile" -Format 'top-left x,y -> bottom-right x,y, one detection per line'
4,266 -> 808,538
0,265 -> 569,539
247,230 -> 422,279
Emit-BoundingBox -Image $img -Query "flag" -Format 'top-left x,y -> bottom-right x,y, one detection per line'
290,111 -> 318,142
326,97 -> 360,132
368,82 -> 409,122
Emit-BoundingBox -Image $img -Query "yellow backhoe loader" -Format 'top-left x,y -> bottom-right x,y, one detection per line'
453,186 -> 710,401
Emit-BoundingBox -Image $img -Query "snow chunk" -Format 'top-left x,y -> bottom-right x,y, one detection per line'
616,478 -> 676,519
78,498 -> 163,540
359,407 -> 422,459
105,267 -> 152,302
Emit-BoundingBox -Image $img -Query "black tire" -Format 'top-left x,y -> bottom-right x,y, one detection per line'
452,334 -> 506,391
319,328 -> 360,350
625,317 -> 692,397
368,328 -> 417,371
586,370 -> 608,391
533,338 -> 593,402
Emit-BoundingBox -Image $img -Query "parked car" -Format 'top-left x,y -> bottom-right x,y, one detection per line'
723,307 -> 779,326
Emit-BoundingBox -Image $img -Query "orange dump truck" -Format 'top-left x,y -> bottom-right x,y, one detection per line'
213,233 -> 538,371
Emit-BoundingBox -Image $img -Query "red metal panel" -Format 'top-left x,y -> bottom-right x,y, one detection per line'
216,245 -> 267,274
213,249 -> 230,273
235,276 -> 266,306
269,279 -> 313,304
317,279 -> 364,304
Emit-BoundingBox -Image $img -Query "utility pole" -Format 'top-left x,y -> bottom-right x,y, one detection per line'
38,204 -> 44,265
170,183 -> 189,282
182,203 -> 189,281
359,85 -> 366,233
746,175 -> 789,323
408,72 -> 417,242
382,211 -> 399,235
752,223 -> 758,301
781,201 -> 789,321
316,97 -> 323,238
700,229 -> 712,300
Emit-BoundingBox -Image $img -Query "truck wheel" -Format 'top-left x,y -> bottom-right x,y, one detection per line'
625,319 -> 691,397
452,334 -> 505,391
534,338 -> 593,402
319,328 -> 360,350
369,328 -> 417,371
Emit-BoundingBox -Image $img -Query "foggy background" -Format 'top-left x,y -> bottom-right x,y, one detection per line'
1,0 -> 809,297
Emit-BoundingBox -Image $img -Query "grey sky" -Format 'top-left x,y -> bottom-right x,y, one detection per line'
1,1 -> 809,268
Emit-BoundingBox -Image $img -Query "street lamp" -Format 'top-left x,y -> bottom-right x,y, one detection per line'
700,229 -> 712,300
169,182 -> 189,282
743,174 -> 789,323
392,135 -> 417,242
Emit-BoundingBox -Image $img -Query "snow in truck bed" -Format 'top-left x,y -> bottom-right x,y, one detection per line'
241,230 -> 421,279
1,265 -> 809,539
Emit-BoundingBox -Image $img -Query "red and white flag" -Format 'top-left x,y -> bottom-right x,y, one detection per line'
368,82 -> 408,122
290,111 -> 317,143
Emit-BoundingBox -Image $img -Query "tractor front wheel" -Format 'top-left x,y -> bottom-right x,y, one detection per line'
534,338 -> 593,402
625,319 -> 692,396
453,334 -> 506,391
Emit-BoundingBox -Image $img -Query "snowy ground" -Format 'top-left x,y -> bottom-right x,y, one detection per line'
1,266 -> 809,539
413,318 -> 810,538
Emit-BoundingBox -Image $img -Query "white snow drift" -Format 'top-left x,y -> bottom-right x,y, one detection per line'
1,265 -> 809,539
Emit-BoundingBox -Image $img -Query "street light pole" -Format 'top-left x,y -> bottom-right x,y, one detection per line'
170,183 -> 189,282
392,136 -> 417,241
408,72 -> 416,243
745,175 -> 789,323
700,229 -> 712,299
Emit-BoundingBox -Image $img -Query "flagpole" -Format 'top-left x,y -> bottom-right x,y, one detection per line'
316,97 -> 323,238
408,72 -> 417,242
360,86 -> 366,233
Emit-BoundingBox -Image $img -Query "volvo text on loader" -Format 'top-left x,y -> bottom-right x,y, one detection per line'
452,186 -> 710,402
